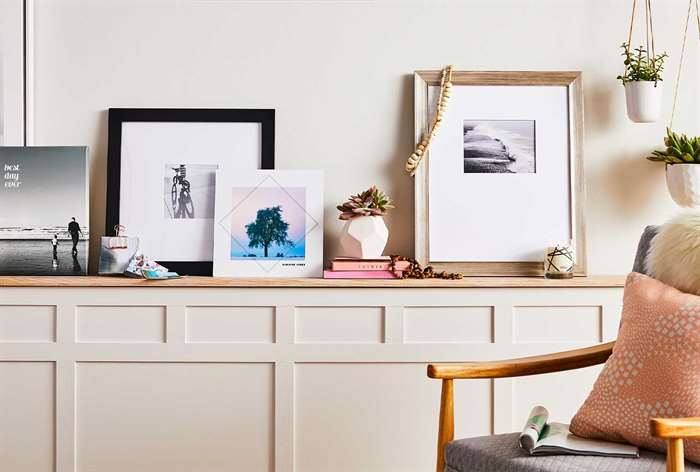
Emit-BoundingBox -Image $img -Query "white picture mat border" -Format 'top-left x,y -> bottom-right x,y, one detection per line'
414,71 -> 586,276
428,85 -> 570,262
213,170 -> 324,278
118,121 -> 262,262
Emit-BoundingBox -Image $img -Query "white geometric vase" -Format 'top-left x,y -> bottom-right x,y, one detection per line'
624,81 -> 663,123
339,216 -> 389,259
666,164 -> 700,208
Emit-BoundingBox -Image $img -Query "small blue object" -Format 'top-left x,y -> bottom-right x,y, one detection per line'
142,269 -> 179,280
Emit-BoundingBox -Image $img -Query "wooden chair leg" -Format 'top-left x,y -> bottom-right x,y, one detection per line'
436,379 -> 454,472
667,438 -> 684,472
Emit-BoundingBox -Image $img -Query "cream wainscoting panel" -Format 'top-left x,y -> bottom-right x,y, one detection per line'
76,362 -> 274,472
295,363 -> 491,472
0,282 -> 624,472
513,306 -> 602,343
76,305 -> 166,343
186,306 -> 275,343
0,362 -> 55,472
404,306 -> 493,343
0,305 -> 56,342
295,306 -> 385,344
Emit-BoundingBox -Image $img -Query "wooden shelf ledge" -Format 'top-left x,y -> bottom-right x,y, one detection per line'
0,275 -> 626,288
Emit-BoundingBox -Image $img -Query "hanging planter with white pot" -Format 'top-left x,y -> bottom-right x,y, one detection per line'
641,0 -> 700,206
337,186 -> 394,259
617,0 -> 668,123
648,128 -> 700,207
624,81 -> 663,123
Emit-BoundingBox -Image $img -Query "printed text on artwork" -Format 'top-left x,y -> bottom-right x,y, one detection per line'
3,163 -> 21,188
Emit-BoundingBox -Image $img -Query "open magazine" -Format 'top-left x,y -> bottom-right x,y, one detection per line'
519,406 -> 639,458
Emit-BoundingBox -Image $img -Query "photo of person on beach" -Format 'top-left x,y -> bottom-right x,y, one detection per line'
463,120 -> 536,173
0,147 -> 89,275
67,217 -> 83,255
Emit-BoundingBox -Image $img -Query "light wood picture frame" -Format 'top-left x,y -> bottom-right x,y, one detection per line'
414,71 -> 586,276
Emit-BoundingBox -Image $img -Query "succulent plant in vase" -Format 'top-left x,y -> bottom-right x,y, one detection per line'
647,128 -> 700,164
336,185 -> 394,220
648,128 -> 700,208
337,186 -> 394,259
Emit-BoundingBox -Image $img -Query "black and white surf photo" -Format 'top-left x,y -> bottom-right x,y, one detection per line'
463,120 -> 536,173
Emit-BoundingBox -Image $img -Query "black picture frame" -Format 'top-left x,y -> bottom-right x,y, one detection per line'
106,108 -> 275,276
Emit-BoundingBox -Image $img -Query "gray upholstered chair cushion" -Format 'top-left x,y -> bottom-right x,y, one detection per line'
632,225 -> 659,275
445,432 -> 700,472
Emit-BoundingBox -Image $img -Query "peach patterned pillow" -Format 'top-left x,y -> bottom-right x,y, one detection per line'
570,272 -> 700,463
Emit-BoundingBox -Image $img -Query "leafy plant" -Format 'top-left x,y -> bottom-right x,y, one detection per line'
647,128 -> 700,164
337,185 -> 394,220
617,42 -> 668,85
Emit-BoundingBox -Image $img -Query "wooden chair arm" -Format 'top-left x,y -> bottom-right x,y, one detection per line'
650,418 -> 700,472
651,417 -> 700,439
427,341 -> 615,380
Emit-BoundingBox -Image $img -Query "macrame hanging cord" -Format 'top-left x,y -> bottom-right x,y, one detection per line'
670,0 -> 700,129
625,0 -> 658,67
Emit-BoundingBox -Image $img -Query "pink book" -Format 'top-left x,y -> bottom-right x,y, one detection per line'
323,270 -> 402,279
331,259 -> 410,271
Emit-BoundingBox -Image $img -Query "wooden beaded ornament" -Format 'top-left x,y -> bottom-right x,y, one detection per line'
405,64 -> 453,176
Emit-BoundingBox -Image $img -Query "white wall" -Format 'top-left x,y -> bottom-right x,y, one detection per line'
30,0 -> 700,274
0,0 -> 24,145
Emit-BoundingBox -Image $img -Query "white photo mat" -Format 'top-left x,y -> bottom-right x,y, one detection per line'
428,85 -> 570,262
119,121 -> 262,262
213,170 -> 323,277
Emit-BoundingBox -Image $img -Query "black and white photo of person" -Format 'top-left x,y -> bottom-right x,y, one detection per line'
0,146 -> 89,275
463,120 -> 536,173
164,163 -> 217,219
67,217 -> 83,255
52,234 -> 59,259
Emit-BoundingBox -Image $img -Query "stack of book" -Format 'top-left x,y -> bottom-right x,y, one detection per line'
323,257 -> 410,279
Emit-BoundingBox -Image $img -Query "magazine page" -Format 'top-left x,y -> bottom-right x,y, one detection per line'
533,422 -> 639,458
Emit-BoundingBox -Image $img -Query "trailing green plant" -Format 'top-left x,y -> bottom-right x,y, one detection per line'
617,42 -> 668,85
337,185 -> 394,220
647,128 -> 700,164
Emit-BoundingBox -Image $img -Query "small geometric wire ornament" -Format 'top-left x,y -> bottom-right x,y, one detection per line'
544,242 -> 575,279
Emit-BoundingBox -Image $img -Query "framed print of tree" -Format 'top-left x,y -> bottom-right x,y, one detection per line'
213,170 -> 323,278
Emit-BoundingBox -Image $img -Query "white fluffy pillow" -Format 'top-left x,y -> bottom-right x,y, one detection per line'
647,211 -> 700,295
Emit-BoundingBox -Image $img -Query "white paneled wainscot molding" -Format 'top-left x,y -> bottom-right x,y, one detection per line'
0,277 -> 624,472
